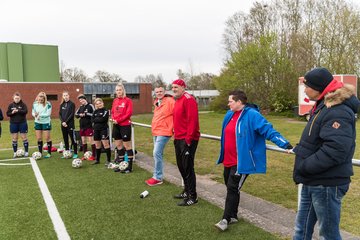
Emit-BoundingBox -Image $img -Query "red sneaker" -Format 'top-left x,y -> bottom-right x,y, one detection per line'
87,156 -> 96,161
145,178 -> 163,186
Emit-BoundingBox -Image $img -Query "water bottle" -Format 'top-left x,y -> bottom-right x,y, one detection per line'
140,190 -> 149,198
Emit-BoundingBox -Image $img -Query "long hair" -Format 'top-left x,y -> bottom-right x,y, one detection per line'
35,92 -> 48,106
115,83 -> 126,97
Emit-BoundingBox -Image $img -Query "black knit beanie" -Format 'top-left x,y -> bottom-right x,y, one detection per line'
304,67 -> 334,92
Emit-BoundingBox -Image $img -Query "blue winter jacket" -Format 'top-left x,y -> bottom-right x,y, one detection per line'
217,105 -> 290,174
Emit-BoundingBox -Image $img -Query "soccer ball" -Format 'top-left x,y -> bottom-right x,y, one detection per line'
119,161 -> 129,171
32,151 -> 42,160
62,150 -> 73,159
84,151 -> 92,160
72,158 -> 82,168
16,149 -> 25,157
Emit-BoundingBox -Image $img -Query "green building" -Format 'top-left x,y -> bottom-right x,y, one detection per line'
0,42 -> 60,82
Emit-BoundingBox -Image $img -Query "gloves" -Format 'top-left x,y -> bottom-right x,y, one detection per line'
285,143 -> 293,149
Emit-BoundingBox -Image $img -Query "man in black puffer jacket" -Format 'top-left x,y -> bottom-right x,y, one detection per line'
292,67 -> 360,240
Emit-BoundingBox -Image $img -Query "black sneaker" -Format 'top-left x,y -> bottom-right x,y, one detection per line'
177,198 -> 198,206
120,169 -> 132,174
173,192 -> 188,199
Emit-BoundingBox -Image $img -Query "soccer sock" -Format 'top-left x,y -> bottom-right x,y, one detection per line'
105,148 -> 111,162
12,141 -> 18,153
126,149 -> 134,171
91,144 -> 96,158
117,148 -> 125,162
96,148 -> 101,162
23,140 -> 29,153
38,141 -> 43,153
73,143 -> 78,154
82,144 -> 87,153
47,141 -> 52,155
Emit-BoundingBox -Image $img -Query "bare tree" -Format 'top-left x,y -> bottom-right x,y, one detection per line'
92,70 -> 124,82
61,67 -> 89,82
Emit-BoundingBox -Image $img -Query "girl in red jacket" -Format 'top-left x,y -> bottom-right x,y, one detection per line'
111,83 -> 133,173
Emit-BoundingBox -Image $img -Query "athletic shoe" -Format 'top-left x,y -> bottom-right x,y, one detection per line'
87,156 -> 96,161
104,161 -> 111,167
173,192 -> 188,199
229,218 -> 238,224
120,169 -> 132,174
24,152 -> 29,157
44,153 -> 51,159
13,153 -> 17,158
215,219 -> 228,231
72,154 -> 78,159
177,198 -> 198,206
91,161 -> 100,165
145,178 -> 163,186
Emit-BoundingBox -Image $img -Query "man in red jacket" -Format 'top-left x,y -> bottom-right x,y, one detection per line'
172,79 -> 200,206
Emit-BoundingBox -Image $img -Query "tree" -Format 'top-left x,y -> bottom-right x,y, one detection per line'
134,74 -> 165,88
61,67 -> 89,82
214,34 -> 297,111
92,70 -> 124,82
217,0 -> 360,112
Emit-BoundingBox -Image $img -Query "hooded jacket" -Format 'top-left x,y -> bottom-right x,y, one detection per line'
6,100 -> 28,123
293,84 -> 360,186
217,104 -> 290,174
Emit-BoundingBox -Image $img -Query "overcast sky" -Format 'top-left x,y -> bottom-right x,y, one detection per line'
1,0 -> 256,82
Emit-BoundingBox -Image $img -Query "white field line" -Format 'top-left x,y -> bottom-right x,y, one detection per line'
0,157 -> 30,162
30,158 -> 71,240
0,162 -> 31,166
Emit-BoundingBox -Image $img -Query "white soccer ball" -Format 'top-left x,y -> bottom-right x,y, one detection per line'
84,151 -> 92,160
32,151 -> 42,160
72,158 -> 82,168
16,149 -> 25,157
119,161 -> 129,171
62,150 -> 73,159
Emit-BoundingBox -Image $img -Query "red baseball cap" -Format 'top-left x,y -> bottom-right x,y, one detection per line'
172,79 -> 186,88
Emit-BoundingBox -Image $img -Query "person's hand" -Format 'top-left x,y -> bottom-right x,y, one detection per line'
12,109 -> 18,114
62,122 -> 67,127
285,143 -> 294,154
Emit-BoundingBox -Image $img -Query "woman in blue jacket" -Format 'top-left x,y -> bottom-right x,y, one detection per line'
215,90 -> 292,231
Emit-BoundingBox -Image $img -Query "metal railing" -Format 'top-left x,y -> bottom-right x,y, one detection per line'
131,121 -> 360,167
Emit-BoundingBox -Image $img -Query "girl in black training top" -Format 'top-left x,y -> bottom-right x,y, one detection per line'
91,98 -> 111,165
59,91 -> 78,158
6,92 -> 29,158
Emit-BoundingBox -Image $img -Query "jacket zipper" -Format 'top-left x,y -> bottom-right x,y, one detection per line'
308,110 -> 321,136
235,110 -> 244,174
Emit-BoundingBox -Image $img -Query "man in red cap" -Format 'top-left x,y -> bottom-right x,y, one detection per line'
172,79 -> 200,206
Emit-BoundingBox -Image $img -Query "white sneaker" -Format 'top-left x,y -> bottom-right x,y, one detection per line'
13,153 -> 17,158
24,152 -> 29,157
229,218 -> 238,224
215,219 -> 228,231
